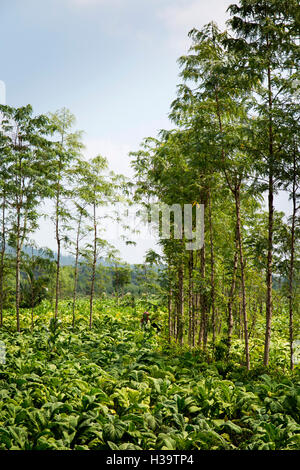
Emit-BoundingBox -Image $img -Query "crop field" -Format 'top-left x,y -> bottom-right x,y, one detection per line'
0,299 -> 299,451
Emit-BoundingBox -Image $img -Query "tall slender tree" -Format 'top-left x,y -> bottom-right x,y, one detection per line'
49,108 -> 83,319
0,105 -> 54,331
78,156 -> 117,328
226,0 -> 299,366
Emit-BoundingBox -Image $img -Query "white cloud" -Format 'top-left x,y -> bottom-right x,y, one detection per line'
83,137 -> 133,177
158,0 -> 232,52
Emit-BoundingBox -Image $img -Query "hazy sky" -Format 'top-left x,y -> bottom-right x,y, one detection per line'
0,0 -> 291,263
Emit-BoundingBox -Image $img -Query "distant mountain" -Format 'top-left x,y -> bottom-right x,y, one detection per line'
2,244 -> 75,266
3,245 -> 125,267
2,244 -> 163,269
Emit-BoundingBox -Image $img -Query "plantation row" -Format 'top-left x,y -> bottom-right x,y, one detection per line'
0,299 -> 299,450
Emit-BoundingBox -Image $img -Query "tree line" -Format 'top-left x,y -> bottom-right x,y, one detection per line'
131,0 -> 299,369
0,0 -> 299,370
0,106 -> 131,330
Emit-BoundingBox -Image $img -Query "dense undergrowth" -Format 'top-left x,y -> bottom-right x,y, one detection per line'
0,299 -> 299,450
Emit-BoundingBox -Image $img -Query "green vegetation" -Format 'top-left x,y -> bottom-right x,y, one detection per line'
0,298 -> 299,450
0,0 -> 299,452
131,0 -> 299,370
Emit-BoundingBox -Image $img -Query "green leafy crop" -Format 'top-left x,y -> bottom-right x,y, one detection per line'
0,299 -> 299,450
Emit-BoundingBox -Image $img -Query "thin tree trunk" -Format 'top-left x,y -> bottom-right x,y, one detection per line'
168,263 -> 172,343
217,310 -> 222,335
264,168 -> 274,366
89,202 -> 97,328
0,195 -> 6,327
235,187 -> 250,370
288,149 -> 297,370
208,192 -> 216,348
168,287 -> 172,343
31,247 -> 34,331
176,260 -> 184,346
173,306 -> 177,339
16,207 -> 21,332
264,58 -> 274,367
55,177 -> 61,319
72,212 -> 82,328
197,194 -> 207,348
198,237 -> 207,349
228,229 -> 239,353
188,250 -> 194,347
31,277 -> 34,331
238,299 -> 242,340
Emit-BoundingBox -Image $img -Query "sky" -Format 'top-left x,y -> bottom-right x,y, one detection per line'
0,0 -> 291,263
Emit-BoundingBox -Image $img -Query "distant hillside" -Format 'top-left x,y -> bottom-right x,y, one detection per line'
3,245 -> 75,266
3,245 -> 130,267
